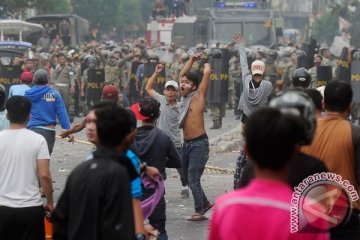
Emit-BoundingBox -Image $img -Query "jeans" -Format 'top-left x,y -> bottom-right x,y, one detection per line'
0,205 -> 45,240
182,136 -> 209,214
176,147 -> 187,187
32,127 -> 56,155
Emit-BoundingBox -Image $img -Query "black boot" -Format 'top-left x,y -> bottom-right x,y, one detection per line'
210,120 -> 221,129
219,118 -> 222,128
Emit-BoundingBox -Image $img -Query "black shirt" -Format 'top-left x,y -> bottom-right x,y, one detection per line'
239,152 -> 329,189
52,148 -> 137,240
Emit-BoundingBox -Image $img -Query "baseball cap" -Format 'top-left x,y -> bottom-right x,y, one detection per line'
20,71 -> 33,83
164,80 -> 178,90
251,60 -> 265,75
102,85 -> 119,101
130,97 -> 160,121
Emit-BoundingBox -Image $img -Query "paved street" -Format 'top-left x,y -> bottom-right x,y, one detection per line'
50,109 -> 241,239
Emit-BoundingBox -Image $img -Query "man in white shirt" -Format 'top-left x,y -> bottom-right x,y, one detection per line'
0,96 -> 53,239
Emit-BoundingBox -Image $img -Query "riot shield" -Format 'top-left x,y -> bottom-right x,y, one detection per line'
128,61 -> 142,104
316,66 -> 332,88
86,69 -> 105,107
206,49 -> 229,104
0,65 -> 22,95
144,62 -> 166,94
335,47 -> 351,84
351,60 -> 360,103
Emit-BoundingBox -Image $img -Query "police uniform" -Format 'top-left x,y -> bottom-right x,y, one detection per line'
54,63 -> 76,119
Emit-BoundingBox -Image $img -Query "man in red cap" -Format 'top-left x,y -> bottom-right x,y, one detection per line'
8,71 -> 33,98
101,84 -> 119,102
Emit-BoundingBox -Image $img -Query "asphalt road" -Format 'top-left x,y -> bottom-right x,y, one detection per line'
50,109 -> 241,239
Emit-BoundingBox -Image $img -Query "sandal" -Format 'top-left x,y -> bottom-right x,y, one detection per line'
187,212 -> 208,221
203,201 -> 214,213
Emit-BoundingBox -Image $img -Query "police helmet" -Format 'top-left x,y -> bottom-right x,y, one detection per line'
292,68 -> 311,89
269,90 -> 316,145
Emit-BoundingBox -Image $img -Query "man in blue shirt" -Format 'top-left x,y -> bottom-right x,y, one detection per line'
25,69 -> 70,155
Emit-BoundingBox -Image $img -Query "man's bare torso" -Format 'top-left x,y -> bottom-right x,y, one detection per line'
183,94 -> 206,141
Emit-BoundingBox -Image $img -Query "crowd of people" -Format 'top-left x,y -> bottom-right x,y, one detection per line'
0,28 -> 359,240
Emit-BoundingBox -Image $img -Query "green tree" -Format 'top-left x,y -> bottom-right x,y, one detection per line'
312,11 -> 339,45
0,0 -> 71,17
72,0 -> 122,31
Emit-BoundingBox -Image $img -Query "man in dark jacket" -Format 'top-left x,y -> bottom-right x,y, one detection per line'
131,97 -> 181,240
52,102 -> 138,240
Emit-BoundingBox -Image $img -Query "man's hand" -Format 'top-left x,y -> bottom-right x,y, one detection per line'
233,33 -> 245,45
144,224 -> 159,239
45,202 -> 55,214
190,53 -> 203,62
60,130 -> 70,138
155,63 -> 164,74
203,63 -> 212,74
145,166 -> 160,180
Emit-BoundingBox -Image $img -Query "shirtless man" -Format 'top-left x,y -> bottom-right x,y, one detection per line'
178,54 -> 213,221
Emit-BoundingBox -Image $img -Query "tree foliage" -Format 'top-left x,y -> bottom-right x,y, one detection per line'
312,11 -> 339,45
0,0 -> 71,17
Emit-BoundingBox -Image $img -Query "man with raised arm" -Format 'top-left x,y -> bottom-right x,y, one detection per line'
178,54 -> 214,221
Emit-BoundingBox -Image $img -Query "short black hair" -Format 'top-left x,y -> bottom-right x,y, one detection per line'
324,81 -> 352,112
92,102 -> 131,148
6,96 -> 32,124
304,88 -> 323,112
126,108 -> 137,130
185,72 -> 200,89
244,108 -> 303,171
139,97 -> 160,123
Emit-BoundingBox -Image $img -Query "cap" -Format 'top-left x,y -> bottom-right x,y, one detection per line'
164,80 -> 179,90
102,85 -> 119,101
251,60 -> 265,75
34,69 -> 49,85
130,97 -> 160,121
20,71 -> 33,83
195,43 -> 205,50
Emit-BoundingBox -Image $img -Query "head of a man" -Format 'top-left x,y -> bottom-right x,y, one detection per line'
244,108 -> 303,172
57,53 -> 66,66
85,102 -> 132,148
251,60 -> 265,82
324,81 -> 352,114
34,69 -> 49,85
292,68 -> 311,89
180,72 -> 199,97
6,96 -> 32,124
131,97 -> 160,124
164,80 -> 178,102
20,71 -> 33,85
101,85 -> 119,102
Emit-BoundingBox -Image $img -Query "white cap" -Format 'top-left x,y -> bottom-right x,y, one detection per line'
165,80 -> 179,90
251,60 -> 265,75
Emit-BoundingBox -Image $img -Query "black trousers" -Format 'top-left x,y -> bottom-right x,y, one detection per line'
142,188 -> 166,235
0,205 -> 45,240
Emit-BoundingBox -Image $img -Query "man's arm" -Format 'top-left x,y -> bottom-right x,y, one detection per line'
198,63 -> 212,99
145,63 -> 164,97
59,120 -> 86,138
38,159 -> 54,212
178,53 -> 202,82
233,33 -> 251,91
55,93 -> 71,130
